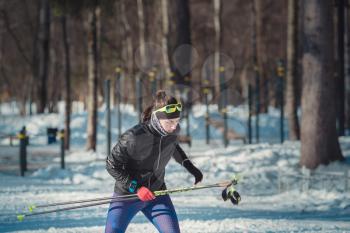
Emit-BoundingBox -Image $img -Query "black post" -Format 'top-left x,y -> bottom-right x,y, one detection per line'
204,65 -> 211,145
277,60 -> 285,143
204,87 -> 210,145
220,67 -> 228,147
105,79 -> 111,155
223,108 -> 228,147
59,129 -> 65,169
248,84 -> 253,144
255,69 -> 260,143
18,127 -> 27,176
115,68 -> 122,138
185,104 -> 191,148
136,73 -> 143,122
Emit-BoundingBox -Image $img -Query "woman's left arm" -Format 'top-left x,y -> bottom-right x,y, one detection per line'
173,143 -> 203,184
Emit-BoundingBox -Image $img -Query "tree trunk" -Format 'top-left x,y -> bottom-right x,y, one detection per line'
300,0 -> 344,169
37,0 -> 51,113
213,0 -> 222,101
161,0 -> 171,89
254,0 -> 267,113
346,1 -> 350,132
137,0 -> 146,70
24,0 -> 40,115
97,6 -> 103,108
137,0 -> 149,108
286,0 -> 300,140
62,8 -> 71,150
86,4 -> 99,151
48,19 -> 59,114
251,0 -> 260,142
336,0 -> 345,136
168,0 -> 192,87
121,0 -> 134,104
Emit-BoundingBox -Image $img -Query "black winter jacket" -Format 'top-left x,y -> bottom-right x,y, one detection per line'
106,122 -> 197,194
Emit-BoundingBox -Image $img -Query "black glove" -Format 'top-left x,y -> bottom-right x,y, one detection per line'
183,160 -> 203,185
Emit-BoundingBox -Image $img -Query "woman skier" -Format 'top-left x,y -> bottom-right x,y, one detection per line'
105,90 -> 203,233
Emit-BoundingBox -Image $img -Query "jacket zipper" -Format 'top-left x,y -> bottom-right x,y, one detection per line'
156,135 -> 164,170
148,135 -> 164,189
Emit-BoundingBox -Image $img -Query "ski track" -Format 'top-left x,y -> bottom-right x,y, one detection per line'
1,157 -> 350,233
1,108 -> 350,232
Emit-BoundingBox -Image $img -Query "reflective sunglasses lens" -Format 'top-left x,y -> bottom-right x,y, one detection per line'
165,105 -> 176,113
176,104 -> 182,111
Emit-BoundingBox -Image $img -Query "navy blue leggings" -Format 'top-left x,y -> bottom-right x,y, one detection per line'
105,193 -> 180,233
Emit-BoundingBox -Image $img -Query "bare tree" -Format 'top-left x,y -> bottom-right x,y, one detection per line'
253,0 -> 267,113
121,0 -> 134,103
213,0 -> 222,100
300,0 -> 344,169
37,0 -> 51,113
286,0 -> 300,140
61,2 -> 71,150
137,0 -> 146,71
168,0 -> 192,86
346,0 -> 350,132
86,1 -> 100,151
336,0 -> 345,136
161,0 -> 171,88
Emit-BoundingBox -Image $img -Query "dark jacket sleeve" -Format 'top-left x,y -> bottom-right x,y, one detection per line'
106,130 -> 136,192
173,143 -> 203,184
172,143 -> 190,165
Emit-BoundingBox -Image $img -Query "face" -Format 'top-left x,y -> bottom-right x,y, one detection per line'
159,118 -> 180,133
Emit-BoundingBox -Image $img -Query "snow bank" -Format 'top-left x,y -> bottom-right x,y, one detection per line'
1,104 -> 350,232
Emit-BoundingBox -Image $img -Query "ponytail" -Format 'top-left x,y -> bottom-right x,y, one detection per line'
141,90 -> 178,123
141,105 -> 153,123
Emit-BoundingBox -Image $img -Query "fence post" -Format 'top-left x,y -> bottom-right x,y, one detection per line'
18,127 -> 27,176
184,88 -> 191,147
254,64 -> 260,143
105,79 -> 111,155
219,66 -> 228,147
115,68 -> 122,138
203,82 -> 210,145
59,129 -> 65,169
277,59 -> 285,143
136,73 -> 143,122
248,84 -> 252,144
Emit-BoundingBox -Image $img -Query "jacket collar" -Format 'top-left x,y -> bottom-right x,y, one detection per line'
145,121 -> 180,137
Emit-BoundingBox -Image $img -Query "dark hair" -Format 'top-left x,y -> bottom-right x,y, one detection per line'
141,90 -> 178,123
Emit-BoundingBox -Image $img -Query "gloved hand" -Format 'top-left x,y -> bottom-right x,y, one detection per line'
137,186 -> 155,201
183,160 -> 203,185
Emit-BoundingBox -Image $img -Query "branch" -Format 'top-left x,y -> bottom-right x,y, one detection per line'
0,9 -> 32,67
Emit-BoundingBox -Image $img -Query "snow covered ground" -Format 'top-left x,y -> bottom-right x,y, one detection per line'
0,104 -> 350,232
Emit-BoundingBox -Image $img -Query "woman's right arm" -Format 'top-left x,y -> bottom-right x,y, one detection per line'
106,130 -> 138,193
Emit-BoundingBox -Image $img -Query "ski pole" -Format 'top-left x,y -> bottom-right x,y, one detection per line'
154,180 -> 235,196
26,193 -> 137,212
18,199 -> 122,221
17,179 -> 239,221
17,195 -> 140,221
27,179 -> 236,212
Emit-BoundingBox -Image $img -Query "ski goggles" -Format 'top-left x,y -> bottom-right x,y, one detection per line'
154,103 -> 182,114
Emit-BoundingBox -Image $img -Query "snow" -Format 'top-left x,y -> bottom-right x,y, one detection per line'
0,104 -> 350,232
